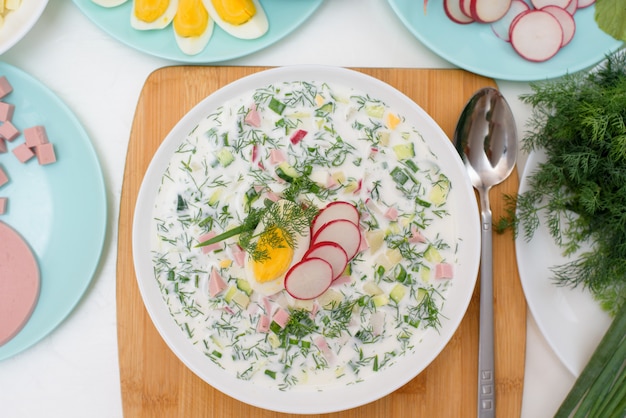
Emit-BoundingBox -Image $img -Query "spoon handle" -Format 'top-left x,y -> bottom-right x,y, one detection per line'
478,190 -> 495,418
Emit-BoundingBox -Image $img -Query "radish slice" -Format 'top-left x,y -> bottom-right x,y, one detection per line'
460,0 -> 473,18
510,10 -> 563,62
491,0 -> 530,41
311,201 -> 360,237
565,0 -> 578,14
304,241 -> 348,281
284,258 -> 333,300
531,0 -> 570,7
577,0 -> 594,7
312,219 -> 362,260
542,5 -> 576,46
470,0 -> 512,23
444,0 -> 474,24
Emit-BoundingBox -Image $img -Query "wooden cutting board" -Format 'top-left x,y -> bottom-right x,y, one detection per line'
116,66 -> 526,418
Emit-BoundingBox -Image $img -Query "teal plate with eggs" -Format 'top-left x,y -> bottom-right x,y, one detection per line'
72,0 -> 324,63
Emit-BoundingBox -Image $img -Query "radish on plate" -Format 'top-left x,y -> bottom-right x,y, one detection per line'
491,0 -> 530,41
284,258 -> 333,300
510,10 -> 564,62
577,0 -> 594,7
312,219 -> 362,260
470,0 -> 513,23
542,5 -> 576,46
444,0 -> 474,24
311,201 -> 360,237
531,0 -> 571,8
304,241 -> 349,281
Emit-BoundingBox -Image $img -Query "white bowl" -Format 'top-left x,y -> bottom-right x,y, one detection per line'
0,0 -> 48,55
133,65 -> 480,414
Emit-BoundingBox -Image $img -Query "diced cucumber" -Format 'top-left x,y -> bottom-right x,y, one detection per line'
275,162 -> 299,182
429,174 -> 451,206
315,102 -> 334,117
393,142 -> 415,160
176,194 -> 187,212
416,287 -> 428,303
243,186 -> 260,209
365,103 -> 385,118
223,285 -> 237,303
344,178 -> 360,194
424,245 -> 443,263
236,278 -> 253,296
372,293 -> 389,307
267,333 -> 281,348
269,97 -> 286,115
390,283 -> 407,303
215,148 -> 234,167
231,291 -> 250,309
207,187 -> 223,207
390,166 -> 409,185
318,288 -> 344,309
420,266 -> 431,283
394,264 -> 408,283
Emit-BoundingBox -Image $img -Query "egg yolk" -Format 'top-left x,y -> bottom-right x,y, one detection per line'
251,227 -> 293,283
174,0 -> 209,37
134,0 -> 170,23
211,0 -> 256,25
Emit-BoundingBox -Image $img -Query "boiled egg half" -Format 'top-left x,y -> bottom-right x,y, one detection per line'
203,0 -> 268,40
173,0 -> 214,55
244,200 -> 311,296
131,0 -> 178,30
92,0 -> 129,7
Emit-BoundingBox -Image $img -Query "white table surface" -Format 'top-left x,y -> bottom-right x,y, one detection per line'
0,1 -> 577,417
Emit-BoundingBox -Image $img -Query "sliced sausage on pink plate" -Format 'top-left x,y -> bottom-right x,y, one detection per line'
0,221 -> 41,346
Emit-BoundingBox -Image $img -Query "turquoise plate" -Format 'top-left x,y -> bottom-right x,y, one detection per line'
387,0 -> 623,81
72,0 -> 324,63
0,62 -> 107,360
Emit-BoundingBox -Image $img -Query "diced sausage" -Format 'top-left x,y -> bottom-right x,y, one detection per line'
0,120 -> 19,141
35,143 -> 56,165
0,165 -> 8,187
0,76 -> 13,99
24,125 -> 48,147
12,143 -> 35,163
0,102 -> 15,122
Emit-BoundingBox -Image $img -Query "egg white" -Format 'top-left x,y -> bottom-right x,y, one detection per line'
202,0 -> 268,40
92,0 -> 129,7
173,11 -> 215,55
244,201 -> 311,296
131,0 -> 178,30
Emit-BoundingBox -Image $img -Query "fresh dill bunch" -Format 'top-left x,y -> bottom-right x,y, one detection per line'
498,50 -> 626,316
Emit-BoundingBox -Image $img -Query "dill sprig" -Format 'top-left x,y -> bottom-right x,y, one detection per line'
498,51 -> 626,315
239,200 -> 318,262
196,200 -> 318,263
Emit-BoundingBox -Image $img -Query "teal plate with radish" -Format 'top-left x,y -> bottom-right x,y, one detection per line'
72,0 -> 324,63
387,0 -> 623,81
0,62 -> 107,360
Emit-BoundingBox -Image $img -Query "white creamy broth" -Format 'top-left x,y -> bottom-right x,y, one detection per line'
150,80 -> 460,391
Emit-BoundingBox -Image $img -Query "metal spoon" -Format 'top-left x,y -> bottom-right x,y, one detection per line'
453,87 -> 517,418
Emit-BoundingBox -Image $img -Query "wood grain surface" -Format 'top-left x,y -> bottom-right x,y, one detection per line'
116,66 -> 526,418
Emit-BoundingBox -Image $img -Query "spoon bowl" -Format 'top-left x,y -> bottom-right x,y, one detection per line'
453,87 -> 517,418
